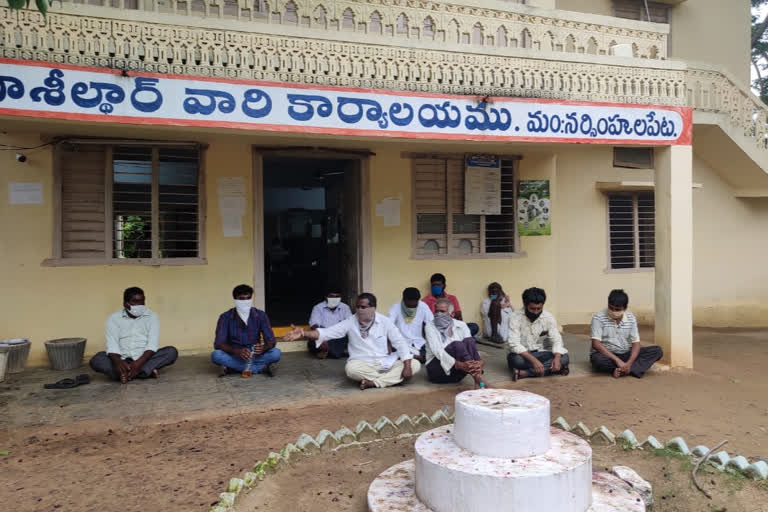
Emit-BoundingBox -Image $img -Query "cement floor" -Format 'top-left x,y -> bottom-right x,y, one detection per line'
0,335 -> 594,430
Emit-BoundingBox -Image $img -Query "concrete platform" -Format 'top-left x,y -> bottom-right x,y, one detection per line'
0,335 -> 592,430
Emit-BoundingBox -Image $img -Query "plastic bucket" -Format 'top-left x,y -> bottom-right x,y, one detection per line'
44,338 -> 87,371
1,339 -> 31,374
0,345 -> 10,383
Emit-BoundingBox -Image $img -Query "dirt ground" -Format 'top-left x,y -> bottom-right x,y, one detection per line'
244,437 -> 768,512
1,328 -> 767,512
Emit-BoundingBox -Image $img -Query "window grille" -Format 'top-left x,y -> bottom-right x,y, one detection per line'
57,143 -> 203,264
608,192 -> 655,269
413,156 -> 518,258
612,0 -> 669,23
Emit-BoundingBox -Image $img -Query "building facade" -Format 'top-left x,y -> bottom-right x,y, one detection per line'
1,0 -> 766,367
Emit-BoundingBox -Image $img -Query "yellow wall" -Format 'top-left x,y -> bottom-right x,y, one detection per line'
4,127 -> 768,367
669,0 -> 751,85
1,132 -> 256,366
555,0 -> 612,17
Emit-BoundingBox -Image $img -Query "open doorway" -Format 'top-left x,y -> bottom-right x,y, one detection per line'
262,156 -> 362,326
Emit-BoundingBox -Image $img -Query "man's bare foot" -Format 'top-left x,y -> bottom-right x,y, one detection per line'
612,367 -> 623,378
315,350 -> 328,360
359,378 -> 376,390
120,373 -> 128,384
241,370 -> 253,378
152,369 -> 159,378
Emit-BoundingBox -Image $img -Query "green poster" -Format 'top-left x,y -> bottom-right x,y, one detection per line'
517,180 -> 551,236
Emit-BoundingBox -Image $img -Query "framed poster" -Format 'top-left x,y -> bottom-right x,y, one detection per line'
517,180 -> 551,236
464,155 -> 501,215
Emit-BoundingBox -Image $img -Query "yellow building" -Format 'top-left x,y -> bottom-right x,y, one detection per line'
1,0 -> 766,368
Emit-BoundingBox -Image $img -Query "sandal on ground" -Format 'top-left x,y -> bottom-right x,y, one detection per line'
44,374 -> 90,389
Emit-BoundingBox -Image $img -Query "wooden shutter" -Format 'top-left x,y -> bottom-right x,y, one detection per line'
60,145 -> 107,259
485,158 -> 516,254
613,147 -> 654,169
448,158 -> 480,256
414,158 -> 448,256
613,0 -> 669,23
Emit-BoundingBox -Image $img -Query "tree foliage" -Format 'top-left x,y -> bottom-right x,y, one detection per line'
6,0 -> 52,16
752,0 -> 768,104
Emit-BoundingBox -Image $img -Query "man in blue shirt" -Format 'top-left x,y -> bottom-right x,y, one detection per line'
211,284 -> 281,378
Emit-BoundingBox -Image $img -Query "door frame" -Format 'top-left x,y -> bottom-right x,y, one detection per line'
251,147 -> 372,311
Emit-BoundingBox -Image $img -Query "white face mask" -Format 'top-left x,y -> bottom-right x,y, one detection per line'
327,297 -> 341,309
235,299 -> 252,324
128,305 -> 146,317
608,309 -> 624,321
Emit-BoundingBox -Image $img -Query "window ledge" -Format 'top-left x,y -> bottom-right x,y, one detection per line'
42,257 -> 207,267
596,181 -> 703,192
603,267 -> 655,274
412,252 -> 528,260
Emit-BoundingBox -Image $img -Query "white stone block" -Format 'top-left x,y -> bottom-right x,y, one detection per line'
726,455 -> 749,473
745,461 -> 768,480
691,445 -> 710,457
612,465 -> 653,509
453,389 -> 551,458
415,425 -> 592,512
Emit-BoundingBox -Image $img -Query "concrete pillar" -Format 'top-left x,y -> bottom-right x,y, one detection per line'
654,145 -> 693,368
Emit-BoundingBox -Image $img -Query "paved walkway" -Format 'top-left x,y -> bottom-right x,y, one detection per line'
0,335 -> 594,430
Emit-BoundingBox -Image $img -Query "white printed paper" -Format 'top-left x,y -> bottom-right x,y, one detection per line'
375,197 -> 401,227
217,177 -> 246,237
9,182 -> 43,204
377,354 -> 400,371
221,214 -> 243,238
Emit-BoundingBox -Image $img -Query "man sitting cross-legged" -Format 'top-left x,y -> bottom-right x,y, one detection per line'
211,284 -> 281,378
424,298 -> 487,388
506,287 -> 570,381
90,286 -> 178,384
388,287 -> 434,363
307,286 -> 352,359
590,289 -> 663,379
284,293 -> 421,390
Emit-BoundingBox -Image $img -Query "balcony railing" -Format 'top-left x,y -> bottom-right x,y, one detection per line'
6,0 -> 668,60
0,6 -> 682,105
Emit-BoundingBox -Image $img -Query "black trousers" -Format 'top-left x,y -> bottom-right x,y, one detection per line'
426,337 -> 481,384
89,347 -> 178,381
590,346 -> 663,378
307,336 -> 348,359
507,350 -> 570,377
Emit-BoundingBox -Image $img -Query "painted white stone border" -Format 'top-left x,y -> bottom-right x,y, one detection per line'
209,410 -> 767,512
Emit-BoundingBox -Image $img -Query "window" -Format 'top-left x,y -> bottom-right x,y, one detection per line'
613,147 -> 654,169
55,142 -> 204,264
607,192 -> 654,270
412,156 -> 518,258
612,0 -> 669,23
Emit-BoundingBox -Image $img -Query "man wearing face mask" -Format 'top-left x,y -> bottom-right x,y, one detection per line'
89,287 -> 178,384
425,298 -> 486,387
421,273 -> 480,337
481,282 -> 514,345
307,287 -> 352,359
388,287 -> 434,363
284,293 -> 420,390
506,287 -> 569,381
590,289 -> 663,378
211,284 -> 281,378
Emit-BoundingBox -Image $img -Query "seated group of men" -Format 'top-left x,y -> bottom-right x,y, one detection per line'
89,275 -> 664,388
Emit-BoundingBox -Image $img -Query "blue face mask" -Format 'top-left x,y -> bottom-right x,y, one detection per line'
489,294 -> 498,300
431,285 -> 444,297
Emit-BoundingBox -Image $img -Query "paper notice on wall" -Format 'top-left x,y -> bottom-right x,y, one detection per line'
221,214 -> 243,238
9,182 -> 43,204
217,177 -> 246,237
464,155 -> 501,215
375,197 -> 401,227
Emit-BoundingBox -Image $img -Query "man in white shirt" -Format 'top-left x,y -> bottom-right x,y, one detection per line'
481,282 -> 514,344
285,293 -> 421,390
425,298 -> 486,387
506,287 -> 569,381
590,289 -> 663,378
387,287 -> 434,363
307,286 -> 353,359
89,287 -> 178,384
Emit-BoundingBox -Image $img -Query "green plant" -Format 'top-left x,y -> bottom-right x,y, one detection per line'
6,0 -> 53,16
121,216 -> 147,258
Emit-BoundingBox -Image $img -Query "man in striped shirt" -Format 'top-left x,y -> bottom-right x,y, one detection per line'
590,289 -> 663,378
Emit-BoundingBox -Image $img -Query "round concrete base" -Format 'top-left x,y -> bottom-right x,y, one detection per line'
367,461 -> 645,512
415,425 -> 592,512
